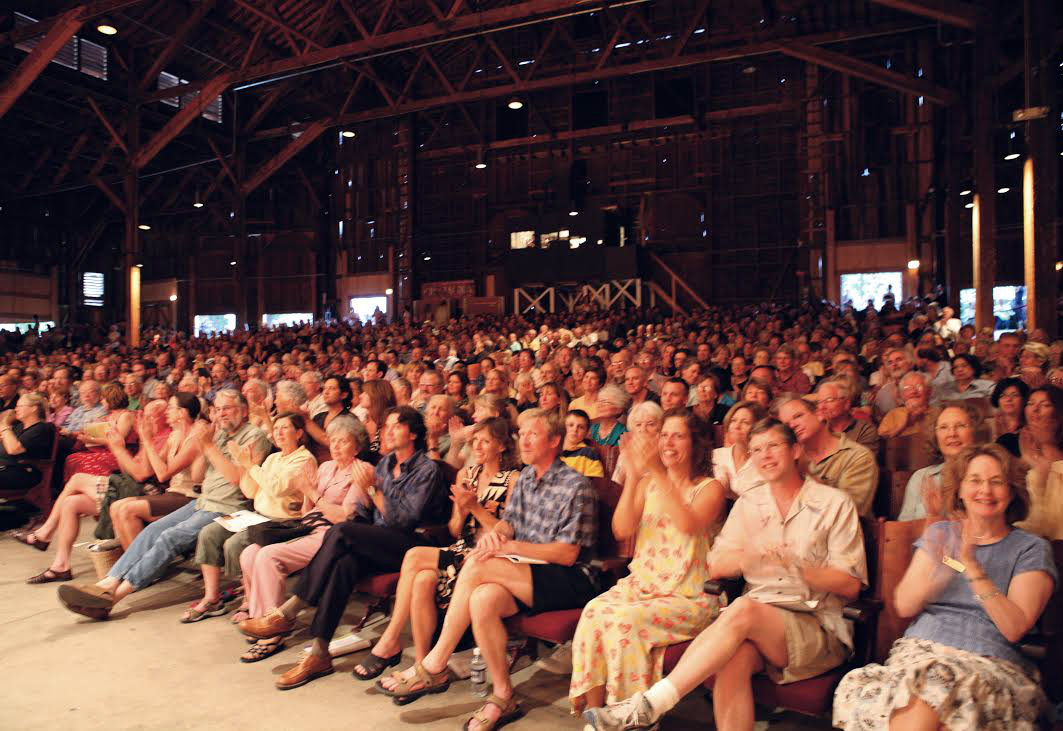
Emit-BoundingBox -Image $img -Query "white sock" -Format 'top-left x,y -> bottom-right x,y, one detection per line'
643,678 -> 680,717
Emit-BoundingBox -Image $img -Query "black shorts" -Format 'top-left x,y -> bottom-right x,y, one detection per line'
520,563 -> 601,615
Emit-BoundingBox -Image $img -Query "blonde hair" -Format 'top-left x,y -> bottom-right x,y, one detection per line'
942,443 -> 1030,524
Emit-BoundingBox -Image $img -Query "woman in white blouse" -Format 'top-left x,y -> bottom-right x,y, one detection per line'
711,401 -> 767,498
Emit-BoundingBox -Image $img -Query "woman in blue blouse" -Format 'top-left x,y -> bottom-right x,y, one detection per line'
834,443 -> 1057,731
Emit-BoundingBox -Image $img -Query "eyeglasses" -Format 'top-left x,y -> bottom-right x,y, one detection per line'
963,477 -> 1007,490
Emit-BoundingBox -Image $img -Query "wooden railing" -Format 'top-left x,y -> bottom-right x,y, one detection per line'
646,252 -> 709,311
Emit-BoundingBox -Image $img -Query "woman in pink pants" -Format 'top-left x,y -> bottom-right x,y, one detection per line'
237,415 -> 374,662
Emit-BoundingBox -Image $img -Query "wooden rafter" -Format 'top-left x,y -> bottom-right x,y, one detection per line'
0,8 -> 83,120
138,0 -> 217,92
336,0 -> 371,40
18,145 -> 53,191
485,37 -> 520,85
206,138 -> 237,186
673,0 -> 711,58
595,8 -> 637,71
0,0 -> 143,47
241,82 -> 293,133
524,23 -> 557,81
90,174 -> 125,213
233,0 -> 322,52
240,119 -> 330,196
51,132 -> 89,186
774,40 -> 959,105
85,97 -> 128,155
134,74 -> 232,170
868,0 -> 987,31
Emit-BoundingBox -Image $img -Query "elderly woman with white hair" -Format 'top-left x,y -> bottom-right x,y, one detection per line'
879,370 -> 933,439
591,383 -> 631,448
612,400 -> 663,485
234,415 -> 374,662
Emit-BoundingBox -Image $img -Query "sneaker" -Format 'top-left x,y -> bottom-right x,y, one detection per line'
582,693 -> 659,731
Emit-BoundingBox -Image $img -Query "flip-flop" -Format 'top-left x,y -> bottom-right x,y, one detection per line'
240,640 -> 285,663
180,599 -> 229,623
352,650 -> 402,680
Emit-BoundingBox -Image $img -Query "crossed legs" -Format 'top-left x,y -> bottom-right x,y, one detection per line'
31,474 -> 101,574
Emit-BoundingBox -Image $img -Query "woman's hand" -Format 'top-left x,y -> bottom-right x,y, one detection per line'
138,412 -> 156,441
623,431 -> 660,476
921,472 -> 943,518
104,424 -> 125,452
448,415 -> 469,443
190,419 -> 215,448
450,480 -> 478,513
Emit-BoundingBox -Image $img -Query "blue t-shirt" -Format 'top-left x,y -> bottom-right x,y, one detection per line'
905,522 -> 1058,669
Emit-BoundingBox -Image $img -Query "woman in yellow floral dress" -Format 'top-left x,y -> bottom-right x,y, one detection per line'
570,408 -> 728,715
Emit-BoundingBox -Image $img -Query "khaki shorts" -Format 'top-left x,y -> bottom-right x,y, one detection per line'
765,610 -> 849,684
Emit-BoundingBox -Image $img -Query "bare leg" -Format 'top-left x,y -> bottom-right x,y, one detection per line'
380,556 -> 531,691
467,582 -> 522,731
278,594 -> 308,619
408,570 -> 442,661
711,641 -> 764,731
35,475 -> 97,540
361,547 -> 440,667
575,686 -> 607,714
888,697 -> 942,731
48,494 -> 97,572
195,564 -> 223,607
665,597 -> 788,698
111,498 -> 154,549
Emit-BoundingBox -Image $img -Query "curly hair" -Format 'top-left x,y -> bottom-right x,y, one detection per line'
660,407 -> 714,481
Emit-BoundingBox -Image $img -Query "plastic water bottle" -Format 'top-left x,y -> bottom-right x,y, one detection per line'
470,647 -> 488,697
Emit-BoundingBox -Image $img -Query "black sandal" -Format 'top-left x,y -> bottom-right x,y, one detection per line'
13,530 -> 49,552
352,650 -> 402,680
27,568 -> 72,584
240,640 -> 285,663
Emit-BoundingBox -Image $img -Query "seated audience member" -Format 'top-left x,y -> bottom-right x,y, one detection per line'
1,393 -> 56,494
659,377 -> 690,412
243,379 -> 273,434
238,416 -> 374,662
996,385 -> 1063,468
107,394 -> 207,549
623,366 -> 658,409
353,417 -> 517,679
356,378 -> 396,454
445,370 -> 470,412
834,444 -> 1056,731
612,401 -> 663,485
378,408 -> 598,731
423,394 -> 454,460
584,418 -> 866,731
260,379 -> 307,438
873,347 -> 915,419
917,347 -> 952,395
590,384 -> 629,448
537,381 -> 566,416
445,392 -> 512,470
815,376 -> 879,454
413,370 -> 444,412
778,397 -> 878,517
0,373 -> 18,411
300,371 -> 327,419
569,364 -> 605,419
740,378 -> 773,410
990,377 -> 1029,441
184,413 -> 316,622
691,374 -> 728,427
63,382 -> 134,481
897,402 -> 982,521
16,400 -> 168,582
512,373 -> 537,413
123,374 -> 144,411
1018,342 -> 1049,389
47,389 -> 73,430
878,371 -> 932,439
391,377 -> 412,407
55,389 -> 271,620
711,401 -> 768,498
239,406 -> 446,689
1019,457 -> 1063,540
561,409 -> 605,478
303,375 -> 352,460
773,345 -> 811,394
934,354 -> 994,401
571,409 -> 726,715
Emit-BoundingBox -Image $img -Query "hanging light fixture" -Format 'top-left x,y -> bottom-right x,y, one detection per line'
138,223 -> 151,231
506,96 -> 524,110
193,189 -> 203,208
341,130 -> 356,138
473,148 -> 487,169
96,22 -> 118,35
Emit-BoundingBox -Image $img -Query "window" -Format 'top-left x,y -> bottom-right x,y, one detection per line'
349,296 -> 387,323
156,71 -> 223,122
509,231 -> 536,249
194,314 -> 236,336
959,286 -> 1026,337
262,313 -> 313,328
82,272 -> 104,307
15,12 -> 106,80
839,271 -> 902,311
0,321 -> 54,334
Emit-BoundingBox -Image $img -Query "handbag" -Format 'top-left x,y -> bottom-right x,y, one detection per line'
247,510 -> 333,546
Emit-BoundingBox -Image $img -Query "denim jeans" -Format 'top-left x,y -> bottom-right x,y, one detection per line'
108,501 -> 222,590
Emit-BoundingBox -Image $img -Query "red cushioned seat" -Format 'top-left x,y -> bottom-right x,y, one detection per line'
661,641 -> 689,674
356,572 -> 400,597
507,609 -> 583,646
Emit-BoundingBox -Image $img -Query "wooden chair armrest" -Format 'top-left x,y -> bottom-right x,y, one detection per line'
842,598 -> 882,623
415,523 -> 454,547
590,557 -> 630,573
704,578 -> 745,603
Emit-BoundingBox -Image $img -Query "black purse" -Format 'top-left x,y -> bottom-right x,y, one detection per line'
247,511 -> 332,546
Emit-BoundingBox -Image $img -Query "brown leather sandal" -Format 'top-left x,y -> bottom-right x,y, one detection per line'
463,694 -> 524,731
27,568 -> 72,584
378,661 -> 450,705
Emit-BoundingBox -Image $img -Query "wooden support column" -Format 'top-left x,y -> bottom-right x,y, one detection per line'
825,209 -> 838,302
971,33 -> 997,333
942,98 -> 968,310
234,139 -> 248,330
905,203 -> 919,299
395,115 -> 414,319
125,57 -> 141,347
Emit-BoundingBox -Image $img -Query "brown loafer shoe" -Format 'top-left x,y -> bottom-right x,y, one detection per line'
239,608 -> 295,639
27,568 -> 73,584
58,583 -> 115,609
276,653 -> 334,690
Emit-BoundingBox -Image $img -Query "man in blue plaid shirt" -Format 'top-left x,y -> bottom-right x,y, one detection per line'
379,408 -> 599,731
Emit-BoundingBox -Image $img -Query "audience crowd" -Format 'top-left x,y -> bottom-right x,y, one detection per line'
1,295 -> 1061,731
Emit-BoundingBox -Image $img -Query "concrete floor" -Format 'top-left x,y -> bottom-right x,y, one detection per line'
1,521 -> 830,731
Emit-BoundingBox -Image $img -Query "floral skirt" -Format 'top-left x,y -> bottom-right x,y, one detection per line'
832,637 -> 1047,731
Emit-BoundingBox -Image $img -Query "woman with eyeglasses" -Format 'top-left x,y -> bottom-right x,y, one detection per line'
834,444 -> 1056,731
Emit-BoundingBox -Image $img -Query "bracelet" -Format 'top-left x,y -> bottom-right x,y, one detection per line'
975,589 -> 1002,602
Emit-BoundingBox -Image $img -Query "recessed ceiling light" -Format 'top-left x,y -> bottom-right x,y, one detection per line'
192,201 -> 204,208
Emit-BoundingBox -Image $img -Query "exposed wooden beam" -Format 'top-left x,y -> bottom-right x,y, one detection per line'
240,81 -> 293,133
241,119 -> 329,196
336,0 -> 371,40
90,174 -> 125,213
138,0 -> 216,92
233,0 -> 322,51
206,137 -> 238,186
0,8 -> 83,120
0,0 -> 144,47
85,96 -> 128,155
18,145 -> 53,191
134,74 -> 233,169
868,0 -> 987,31
774,40 -> 959,105
240,27 -> 264,70
139,0 -> 599,104
673,0 -> 711,58
51,132 -> 90,186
